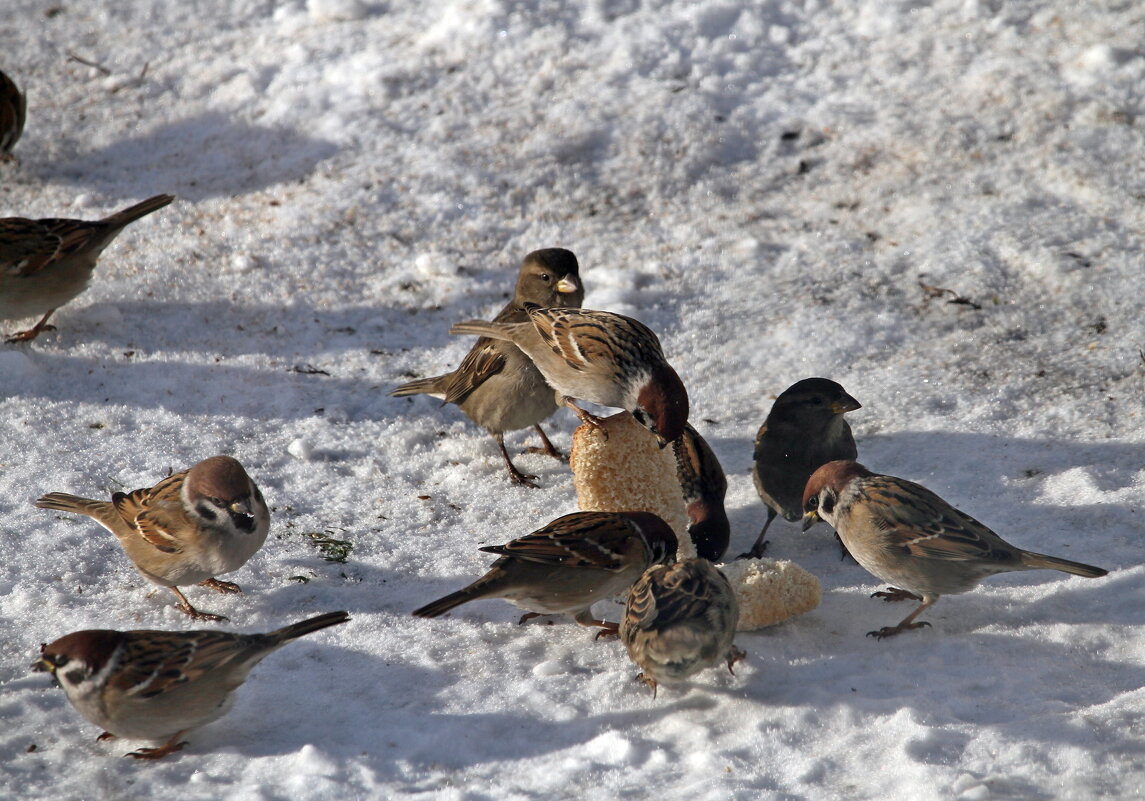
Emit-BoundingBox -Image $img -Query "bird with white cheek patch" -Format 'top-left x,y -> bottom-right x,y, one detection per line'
449,303 -> 690,447
33,611 -> 350,759
36,455 -> 270,621
1,194 -> 174,342
802,460 -> 1109,639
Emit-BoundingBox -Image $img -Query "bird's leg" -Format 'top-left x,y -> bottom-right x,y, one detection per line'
635,672 -> 659,698
726,645 -> 747,675
199,578 -> 242,594
836,532 -> 853,561
5,309 -> 57,343
871,587 -> 924,603
494,433 -> 539,488
169,587 -> 228,622
125,730 -> 189,760
737,508 -> 777,560
867,596 -> 935,640
524,424 -> 564,460
561,398 -> 607,438
575,608 -> 620,636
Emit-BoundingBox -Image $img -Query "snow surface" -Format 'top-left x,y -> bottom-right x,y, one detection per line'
2,0 -> 1144,798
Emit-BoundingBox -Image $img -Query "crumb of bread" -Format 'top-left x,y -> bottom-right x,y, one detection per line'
569,412 -> 696,559
717,558 -> 821,630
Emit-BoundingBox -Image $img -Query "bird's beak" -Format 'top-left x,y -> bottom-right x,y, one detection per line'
656,435 -> 669,450
556,276 -> 580,294
32,657 -> 53,674
228,498 -> 252,517
801,511 -> 820,532
831,394 -> 862,414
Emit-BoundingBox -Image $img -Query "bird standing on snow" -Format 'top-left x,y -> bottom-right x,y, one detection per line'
802,459 -> 1109,639
412,510 -> 678,631
620,557 -> 743,697
36,456 -> 270,621
390,248 -> 583,487
742,377 -> 861,559
450,304 -> 690,447
0,194 -> 175,341
33,612 -> 350,759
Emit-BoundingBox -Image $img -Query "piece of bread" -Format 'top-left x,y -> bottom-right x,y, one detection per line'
569,412 -> 696,559
716,558 -> 821,630
570,411 -> 821,630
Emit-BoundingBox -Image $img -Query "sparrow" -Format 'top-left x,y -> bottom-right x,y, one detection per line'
33,611 -> 350,759
620,558 -> 743,697
1,193 -> 175,342
449,304 -> 690,447
674,422 -> 730,561
412,510 -> 678,631
0,68 -> 25,162
741,377 -> 861,559
35,455 -> 270,621
390,248 -> 584,487
802,460 -> 1109,639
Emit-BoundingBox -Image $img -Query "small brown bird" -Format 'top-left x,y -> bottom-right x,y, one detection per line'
620,558 -> 743,697
36,456 -> 270,621
802,460 -> 1109,639
0,194 -> 174,342
674,422 -> 730,561
390,248 -> 583,487
412,510 -> 678,631
33,611 -> 350,759
741,377 -> 861,559
450,304 -> 690,447
0,68 -> 25,162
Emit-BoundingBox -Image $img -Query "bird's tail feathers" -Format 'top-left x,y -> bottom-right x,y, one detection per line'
102,194 -> 175,227
270,611 -> 351,643
1020,551 -> 1108,578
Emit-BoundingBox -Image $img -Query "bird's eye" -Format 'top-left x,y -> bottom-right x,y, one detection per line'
539,273 -> 551,282
209,496 -> 224,507
809,396 -> 824,406
806,496 -> 819,513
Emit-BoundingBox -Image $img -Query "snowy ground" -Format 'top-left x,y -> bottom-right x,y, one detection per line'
2,0 -> 1144,798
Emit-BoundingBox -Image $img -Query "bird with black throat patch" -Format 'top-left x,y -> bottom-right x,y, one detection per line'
802,460 -> 1108,639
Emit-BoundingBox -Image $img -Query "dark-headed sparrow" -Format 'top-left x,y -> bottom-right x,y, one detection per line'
412,510 -> 678,631
1,193 -> 174,342
33,611 -> 350,759
741,377 -> 861,559
674,422 -> 730,561
36,456 -> 270,621
450,304 -> 690,446
620,558 -> 743,697
802,460 -> 1109,639
0,68 -> 25,162
390,248 -> 584,487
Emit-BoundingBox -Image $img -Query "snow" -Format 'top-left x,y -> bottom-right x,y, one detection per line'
2,0 -> 1144,797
